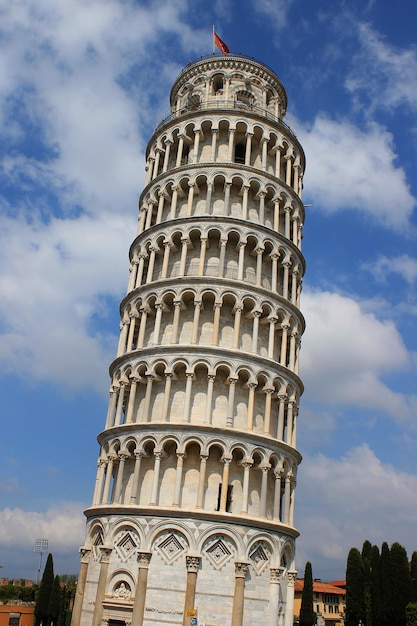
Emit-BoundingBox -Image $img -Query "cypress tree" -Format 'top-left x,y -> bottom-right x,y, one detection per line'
362,540 -> 373,562
363,551 -> 372,626
35,553 -> 54,626
380,542 -> 393,626
299,561 -> 316,626
410,552 -> 417,604
390,542 -> 410,626
48,576 -> 61,626
370,544 -> 383,626
346,547 -> 365,626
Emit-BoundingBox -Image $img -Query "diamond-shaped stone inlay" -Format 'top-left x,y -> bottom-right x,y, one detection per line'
115,532 -> 138,561
157,533 -> 185,564
249,542 -> 270,575
205,536 -> 233,570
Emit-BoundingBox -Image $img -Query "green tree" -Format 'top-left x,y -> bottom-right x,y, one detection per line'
410,553 -> 417,604
380,542 -> 393,626
35,553 -> 54,626
406,603 -> 417,626
299,561 -> 316,626
390,542 -> 411,626
370,544 -> 383,626
48,576 -> 62,626
346,547 -> 365,626
363,550 -> 372,626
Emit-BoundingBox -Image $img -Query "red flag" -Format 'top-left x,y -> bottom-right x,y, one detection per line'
214,32 -> 230,55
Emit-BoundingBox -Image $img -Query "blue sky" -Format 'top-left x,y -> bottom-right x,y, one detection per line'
1,0 -> 417,582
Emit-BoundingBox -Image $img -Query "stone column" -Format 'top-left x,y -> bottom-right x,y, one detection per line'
269,567 -> 284,626
227,128 -> 235,162
137,306 -> 149,349
219,238 -> 227,276
102,456 -> 115,504
231,563 -> 249,626
196,454 -> 208,509
280,325 -> 289,367
92,460 -> 106,505
171,300 -> 182,344
125,378 -> 139,424
161,372 -> 173,421
70,548 -> 91,626
232,305 -> 243,350
251,311 -> 261,353
104,388 -> 117,429
143,375 -> 154,422
135,254 -> 146,288
264,388 -> 273,435
182,556 -> 201,626
211,129 -> 218,161
246,382 -> 257,431
261,137 -> 268,171
170,185 -> 178,219
240,461 -> 252,514
182,373 -> 194,422
206,183 -> 213,214
150,451 -> 162,505
255,247 -> 264,286
146,246 -> 157,283
152,303 -> 163,345
192,129 -> 200,164
191,301 -> 202,344
131,552 -> 152,626
273,470 -> 283,521
117,317 -> 129,357
113,452 -> 128,504
245,133 -> 252,166
156,190 -> 166,224
91,547 -> 112,626
242,186 -> 249,220
198,237 -> 207,275
179,237 -> 188,276
237,242 -> 246,280
126,314 -> 138,352
211,302 -> 222,346
219,457 -> 232,512
161,241 -> 172,279
204,375 -> 215,424
173,452 -> 185,506
187,183 -> 195,216
268,318 -> 277,359
129,452 -> 143,504
260,465 -> 270,518
114,382 -> 126,426
273,198 -> 281,231
226,377 -> 237,427
162,140 -> 172,173
277,395 -> 287,440
176,135 -> 184,167
223,182 -> 232,216
284,572 -> 297,626
127,259 -> 138,293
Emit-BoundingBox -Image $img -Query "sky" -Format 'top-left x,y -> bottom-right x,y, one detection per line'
0,0 -> 416,583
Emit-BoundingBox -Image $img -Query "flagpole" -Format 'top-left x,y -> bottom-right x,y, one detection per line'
212,25 -> 215,54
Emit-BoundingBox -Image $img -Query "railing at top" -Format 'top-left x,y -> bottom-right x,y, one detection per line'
154,99 -> 297,139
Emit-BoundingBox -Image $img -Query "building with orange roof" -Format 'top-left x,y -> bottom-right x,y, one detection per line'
294,579 -> 345,626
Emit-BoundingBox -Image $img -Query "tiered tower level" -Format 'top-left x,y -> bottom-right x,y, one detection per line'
73,54 -> 306,626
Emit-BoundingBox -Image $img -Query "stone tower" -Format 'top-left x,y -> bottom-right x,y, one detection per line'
72,53 -> 306,626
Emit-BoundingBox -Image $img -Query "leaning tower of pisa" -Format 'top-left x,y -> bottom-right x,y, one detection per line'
72,53 -> 306,626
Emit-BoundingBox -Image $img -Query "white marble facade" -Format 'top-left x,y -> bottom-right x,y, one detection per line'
72,54 -> 306,626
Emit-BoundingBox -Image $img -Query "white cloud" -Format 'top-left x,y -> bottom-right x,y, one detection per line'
0,503 -> 85,549
297,115 -> 416,230
252,0 -> 295,28
363,254 -> 417,285
296,445 -> 417,578
0,211 -> 132,390
301,290 -> 417,423
0,0 -> 213,390
346,22 -> 417,112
